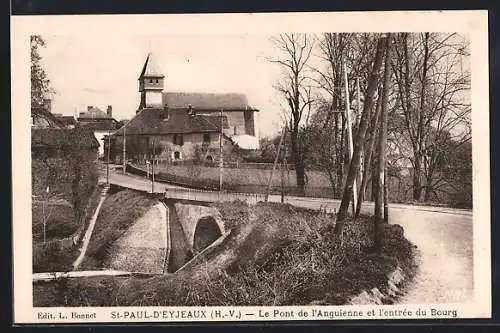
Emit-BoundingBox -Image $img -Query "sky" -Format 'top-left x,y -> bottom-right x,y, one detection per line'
40,34 -> 288,138
39,33 -> 470,139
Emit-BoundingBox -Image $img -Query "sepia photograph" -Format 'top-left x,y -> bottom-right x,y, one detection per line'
12,11 -> 490,323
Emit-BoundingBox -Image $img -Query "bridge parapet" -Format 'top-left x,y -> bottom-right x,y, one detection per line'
165,188 -> 264,205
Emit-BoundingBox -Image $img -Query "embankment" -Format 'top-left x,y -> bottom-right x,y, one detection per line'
34,201 -> 417,307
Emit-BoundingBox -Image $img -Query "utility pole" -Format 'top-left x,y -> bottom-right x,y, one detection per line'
42,185 -> 49,244
219,109 -> 224,197
375,33 -> 392,236
356,76 -> 363,186
343,61 -> 357,215
122,125 -> 126,174
151,139 -> 155,193
280,130 -> 287,203
265,125 -> 287,202
106,129 -> 110,186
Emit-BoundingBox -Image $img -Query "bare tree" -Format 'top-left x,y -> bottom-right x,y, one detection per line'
269,34 -> 316,195
391,33 -> 470,201
308,33 -> 378,198
334,34 -> 388,237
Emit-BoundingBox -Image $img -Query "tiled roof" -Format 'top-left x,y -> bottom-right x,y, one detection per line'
162,92 -> 258,111
78,119 -> 119,131
32,128 -> 100,150
113,108 -> 229,136
139,53 -> 164,78
79,107 -> 111,119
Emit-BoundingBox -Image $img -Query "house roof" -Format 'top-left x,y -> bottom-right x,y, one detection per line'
139,53 -> 164,78
113,107 -> 229,136
78,119 -> 119,131
32,128 -> 100,150
162,92 -> 258,111
79,107 -> 112,119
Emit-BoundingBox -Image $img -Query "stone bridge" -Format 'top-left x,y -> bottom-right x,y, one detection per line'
104,194 -> 227,274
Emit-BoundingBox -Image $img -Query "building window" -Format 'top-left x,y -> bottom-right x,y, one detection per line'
203,133 -> 210,143
155,79 -> 159,83
173,134 -> 184,146
174,151 -> 181,160
149,79 -> 153,83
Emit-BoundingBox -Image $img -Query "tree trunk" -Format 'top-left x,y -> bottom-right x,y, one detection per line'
334,35 -> 388,237
355,88 -> 382,218
336,113 -> 346,198
412,159 -> 422,200
384,168 -> 389,222
374,34 -> 392,250
290,127 -> 306,196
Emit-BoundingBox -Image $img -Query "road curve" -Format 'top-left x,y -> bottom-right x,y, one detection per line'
102,168 -> 473,304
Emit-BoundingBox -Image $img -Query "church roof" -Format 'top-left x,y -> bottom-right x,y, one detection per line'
113,108 -> 229,136
139,52 -> 164,79
162,92 -> 258,111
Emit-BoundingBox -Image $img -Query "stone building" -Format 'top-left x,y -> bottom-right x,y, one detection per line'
109,52 -> 260,162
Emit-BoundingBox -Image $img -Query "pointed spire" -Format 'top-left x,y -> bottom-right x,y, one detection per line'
139,52 -> 164,79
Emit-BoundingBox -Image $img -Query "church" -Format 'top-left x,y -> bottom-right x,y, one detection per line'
109,53 -> 260,163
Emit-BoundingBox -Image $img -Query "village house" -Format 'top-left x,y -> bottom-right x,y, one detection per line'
109,53 -> 260,163
77,105 -> 120,157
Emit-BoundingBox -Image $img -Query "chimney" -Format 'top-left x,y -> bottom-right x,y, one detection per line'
107,105 -> 112,117
87,106 -> 93,112
161,104 -> 170,120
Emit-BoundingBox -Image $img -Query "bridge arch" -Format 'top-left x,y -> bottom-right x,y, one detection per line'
193,216 -> 223,253
172,202 -> 226,253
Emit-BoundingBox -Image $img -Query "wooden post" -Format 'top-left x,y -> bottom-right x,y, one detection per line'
122,126 -> 126,174
384,167 -> 389,222
343,61 -> 357,215
356,76 -> 363,191
219,109 -> 223,197
106,130 -> 110,186
265,125 -> 286,202
152,140 -> 155,193
375,33 -> 392,249
280,131 -> 287,203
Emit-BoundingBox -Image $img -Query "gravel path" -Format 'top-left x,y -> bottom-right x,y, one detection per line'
394,209 -> 473,303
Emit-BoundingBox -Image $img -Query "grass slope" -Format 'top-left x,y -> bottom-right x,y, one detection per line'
32,184 -> 105,273
34,201 -> 417,306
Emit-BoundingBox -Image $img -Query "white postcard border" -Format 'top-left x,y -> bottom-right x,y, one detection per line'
11,10 -> 490,323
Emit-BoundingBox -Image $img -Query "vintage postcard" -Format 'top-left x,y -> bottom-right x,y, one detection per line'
12,10 -> 490,323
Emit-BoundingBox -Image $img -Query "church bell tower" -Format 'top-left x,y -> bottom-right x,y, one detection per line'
138,53 -> 164,111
